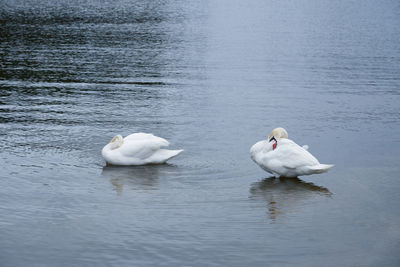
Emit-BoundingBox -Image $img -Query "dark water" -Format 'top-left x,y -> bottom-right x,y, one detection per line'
1,0 -> 400,266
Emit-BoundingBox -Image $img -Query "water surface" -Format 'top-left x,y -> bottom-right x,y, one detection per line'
1,0 -> 400,266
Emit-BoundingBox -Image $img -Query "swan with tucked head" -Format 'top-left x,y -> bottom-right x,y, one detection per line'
102,132 -> 183,166
250,127 -> 333,178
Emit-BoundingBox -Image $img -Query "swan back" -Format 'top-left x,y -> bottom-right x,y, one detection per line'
124,133 -> 169,147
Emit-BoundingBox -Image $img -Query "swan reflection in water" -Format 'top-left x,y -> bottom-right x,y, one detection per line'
101,165 -> 177,195
250,177 -> 332,221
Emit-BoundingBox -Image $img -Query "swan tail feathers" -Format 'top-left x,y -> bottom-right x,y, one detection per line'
308,164 -> 334,174
148,149 -> 183,164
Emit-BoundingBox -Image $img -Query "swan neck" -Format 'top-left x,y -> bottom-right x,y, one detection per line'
110,135 -> 123,150
269,127 -> 288,141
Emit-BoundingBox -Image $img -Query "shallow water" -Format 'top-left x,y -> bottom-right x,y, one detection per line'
1,0 -> 400,266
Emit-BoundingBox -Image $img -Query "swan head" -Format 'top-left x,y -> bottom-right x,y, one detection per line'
109,134 -> 123,150
268,127 -> 288,142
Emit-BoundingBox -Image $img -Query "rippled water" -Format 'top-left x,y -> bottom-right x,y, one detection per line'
1,0 -> 400,266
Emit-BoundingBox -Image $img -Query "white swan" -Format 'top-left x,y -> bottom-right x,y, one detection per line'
250,128 -> 333,177
102,133 -> 183,166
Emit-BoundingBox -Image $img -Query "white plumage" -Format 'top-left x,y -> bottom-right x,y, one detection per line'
250,128 -> 333,178
102,133 -> 183,166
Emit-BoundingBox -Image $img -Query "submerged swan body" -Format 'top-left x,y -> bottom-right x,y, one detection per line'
250,128 -> 333,177
102,133 -> 183,166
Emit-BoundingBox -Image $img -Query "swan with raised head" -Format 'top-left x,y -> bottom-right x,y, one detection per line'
250,127 -> 333,178
102,133 -> 183,166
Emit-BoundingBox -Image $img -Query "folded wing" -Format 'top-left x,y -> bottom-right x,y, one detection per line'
119,133 -> 170,160
274,139 -> 320,169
